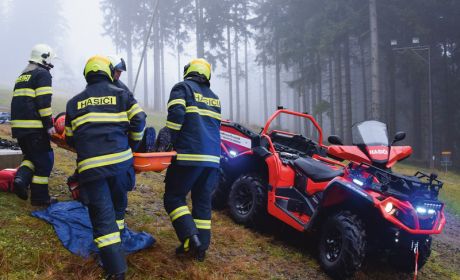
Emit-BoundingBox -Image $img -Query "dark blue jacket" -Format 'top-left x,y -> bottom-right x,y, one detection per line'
11,63 -> 53,139
65,78 -> 146,183
166,78 -> 221,168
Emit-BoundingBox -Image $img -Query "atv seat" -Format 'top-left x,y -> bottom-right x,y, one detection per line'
293,157 -> 343,182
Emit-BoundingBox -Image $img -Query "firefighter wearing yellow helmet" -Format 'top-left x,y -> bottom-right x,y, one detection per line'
64,55 -> 146,279
11,43 -> 57,206
162,58 -> 221,261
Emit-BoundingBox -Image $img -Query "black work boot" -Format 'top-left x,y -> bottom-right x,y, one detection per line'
105,273 -> 125,280
13,177 -> 28,200
175,234 -> 202,256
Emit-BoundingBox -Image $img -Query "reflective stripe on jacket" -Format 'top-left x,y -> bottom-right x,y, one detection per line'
65,79 -> 146,183
11,64 -> 53,138
166,79 -> 221,168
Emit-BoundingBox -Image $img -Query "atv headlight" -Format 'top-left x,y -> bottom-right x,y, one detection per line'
384,202 -> 394,214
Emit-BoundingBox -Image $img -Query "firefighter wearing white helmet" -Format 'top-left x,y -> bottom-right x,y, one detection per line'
10,43 -> 57,206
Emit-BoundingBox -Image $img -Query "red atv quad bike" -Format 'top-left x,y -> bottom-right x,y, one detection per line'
213,109 -> 446,278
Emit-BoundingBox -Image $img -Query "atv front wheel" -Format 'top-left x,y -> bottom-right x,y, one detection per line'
319,211 -> 366,278
389,235 -> 432,272
211,168 -> 230,210
228,174 -> 267,226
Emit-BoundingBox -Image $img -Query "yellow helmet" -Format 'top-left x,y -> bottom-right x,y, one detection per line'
83,55 -> 114,81
183,58 -> 211,80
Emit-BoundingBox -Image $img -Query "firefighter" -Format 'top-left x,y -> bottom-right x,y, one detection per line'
107,55 -> 130,92
163,58 -> 221,261
65,55 -> 146,279
11,43 -> 57,206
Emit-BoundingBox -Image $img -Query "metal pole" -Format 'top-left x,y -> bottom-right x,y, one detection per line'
133,0 -> 159,94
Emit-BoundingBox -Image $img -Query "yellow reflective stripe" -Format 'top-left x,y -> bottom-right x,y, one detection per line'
176,154 -> 220,164
11,120 -> 43,128
77,148 -> 133,173
65,126 -> 73,137
116,219 -> 125,230
166,121 -> 182,131
94,232 -> 121,248
129,128 -> 145,141
127,104 -> 144,120
194,219 -> 211,230
169,206 -> 191,222
167,99 -> 186,109
185,106 -> 221,120
35,86 -> 52,96
184,238 -> 190,252
38,107 -> 52,117
32,176 -> 48,185
71,112 -> 128,130
20,160 -> 35,171
13,88 -> 35,97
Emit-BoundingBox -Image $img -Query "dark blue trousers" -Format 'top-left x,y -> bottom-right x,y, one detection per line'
79,167 -> 135,275
164,164 -> 218,250
16,133 -> 54,203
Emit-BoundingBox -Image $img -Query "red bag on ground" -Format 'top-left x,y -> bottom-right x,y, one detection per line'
0,168 -> 17,193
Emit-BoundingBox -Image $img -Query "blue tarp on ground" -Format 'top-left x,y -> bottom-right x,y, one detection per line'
31,201 -> 155,258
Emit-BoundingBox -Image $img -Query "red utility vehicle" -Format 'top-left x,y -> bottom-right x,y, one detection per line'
214,109 -> 445,277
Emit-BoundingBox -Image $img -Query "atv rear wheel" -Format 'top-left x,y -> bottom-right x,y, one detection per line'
228,174 -> 267,226
389,235 -> 432,272
319,211 -> 366,278
211,168 -> 230,210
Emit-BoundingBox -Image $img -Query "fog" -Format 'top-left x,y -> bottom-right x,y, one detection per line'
1,0 -> 459,168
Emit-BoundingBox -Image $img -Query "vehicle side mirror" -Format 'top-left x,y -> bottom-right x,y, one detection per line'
328,135 -> 344,145
392,131 -> 406,145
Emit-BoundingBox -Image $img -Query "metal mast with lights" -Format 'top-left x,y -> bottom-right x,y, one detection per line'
390,38 -> 434,169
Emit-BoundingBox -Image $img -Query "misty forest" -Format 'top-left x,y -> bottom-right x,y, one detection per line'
1,0 -> 460,167
1,1 -> 460,279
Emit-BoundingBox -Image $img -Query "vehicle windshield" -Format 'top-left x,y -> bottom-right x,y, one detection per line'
352,120 -> 389,146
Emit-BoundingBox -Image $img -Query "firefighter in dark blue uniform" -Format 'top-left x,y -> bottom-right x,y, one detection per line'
164,58 -> 221,261
11,43 -> 57,206
65,55 -> 146,280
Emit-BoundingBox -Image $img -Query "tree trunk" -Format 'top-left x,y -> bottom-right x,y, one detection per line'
263,61 -> 268,122
369,0 -> 380,119
126,33 -> 133,90
143,51 -> 148,108
316,54 -> 323,126
359,37 -> 369,120
387,50 -> 396,134
153,9 -> 161,111
195,0 -> 204,57
244,28 -> 249,124
234,30 -> 240,121
177,37 -> 181,82
160,25 -> 166,112
334,47 -> 343,139
226,25 -> 233,120
328,55 -> 335,135
344,35 -> 353,143
275,38 -> 281,126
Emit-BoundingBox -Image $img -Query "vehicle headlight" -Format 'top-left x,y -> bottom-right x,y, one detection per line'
384,202 -> 394,214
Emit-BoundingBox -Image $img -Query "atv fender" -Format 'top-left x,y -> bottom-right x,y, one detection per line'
307,178 -> 374,230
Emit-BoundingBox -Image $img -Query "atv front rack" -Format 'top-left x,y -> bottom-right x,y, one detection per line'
351,163 -> 443,201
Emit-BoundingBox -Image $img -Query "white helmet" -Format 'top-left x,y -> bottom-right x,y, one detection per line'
29,44 -> 56,69
107,55 -> 127,72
